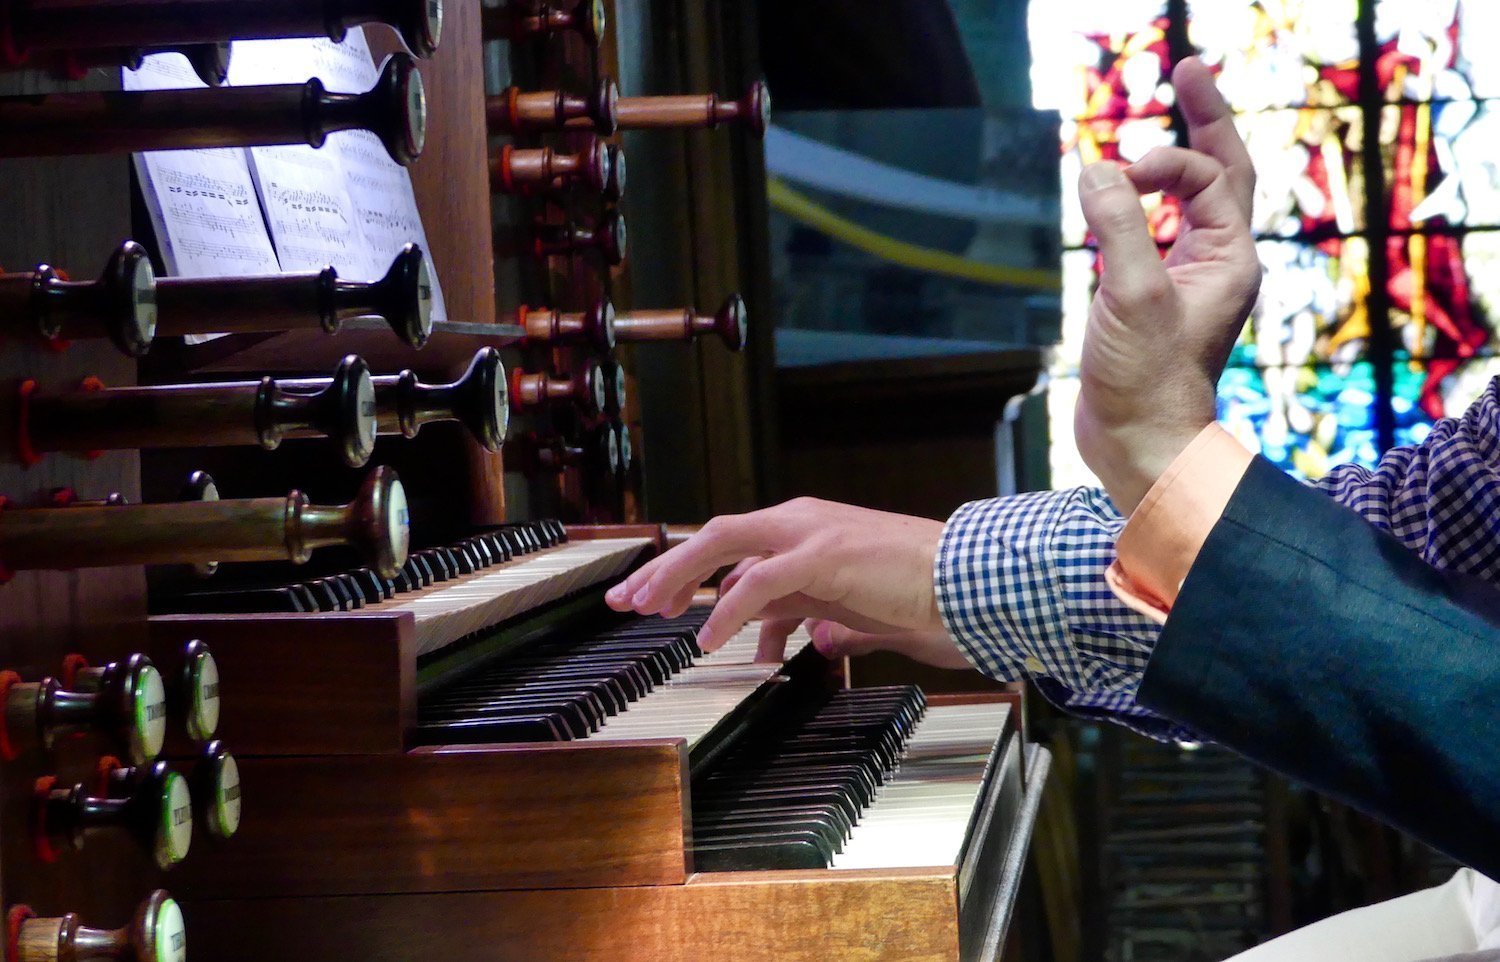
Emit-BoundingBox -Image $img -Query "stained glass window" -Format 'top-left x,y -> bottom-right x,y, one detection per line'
1387,230 -> 1498,360
1392,356 -> 1500,445
1219,362 -> 1381,480
1060,116 -> 1178,247
1035,1 -> 1500,488
1234,239 -> 1370,368
1190,0 -> 1361,112
1374,0 -> 1500,101
1029,0 -> 1173,121
1238,108 -> 1366,238
1383,101 -> 1500,231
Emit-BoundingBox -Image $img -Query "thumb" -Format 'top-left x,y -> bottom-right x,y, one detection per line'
1079,162 -> 1172,313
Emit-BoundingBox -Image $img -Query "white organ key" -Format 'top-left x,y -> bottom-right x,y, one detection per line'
366,537 -> 654,655
830,702 -> 1010,870
588,619 -> 812,748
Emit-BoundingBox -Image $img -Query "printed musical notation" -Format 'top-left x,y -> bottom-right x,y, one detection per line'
124,54 -> 280,300
127,31 -> 447,324
229,31 -> 447,319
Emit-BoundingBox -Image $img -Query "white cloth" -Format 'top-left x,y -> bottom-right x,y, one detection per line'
1223,870 -> 1500,962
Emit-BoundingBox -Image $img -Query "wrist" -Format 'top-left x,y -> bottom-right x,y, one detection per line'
1085,423 -> 1209,514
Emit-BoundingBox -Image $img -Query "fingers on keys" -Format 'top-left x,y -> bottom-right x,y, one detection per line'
698,549 -> 817,652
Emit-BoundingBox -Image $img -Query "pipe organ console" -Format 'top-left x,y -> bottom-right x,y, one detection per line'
153,244 -> 434,348
575,80 -> 772,136
20,356 -> 379,466
531,209 -> 627,265
517,295 -> 746,352
0,465 -> 409,575
8,890 -> 185,962
0,53 -> 427,163
490,138 -> 624,200
0,241 -> 156,357
0,2 -> 1045,960
483,0 -> 606,47
2,0 -> 444,57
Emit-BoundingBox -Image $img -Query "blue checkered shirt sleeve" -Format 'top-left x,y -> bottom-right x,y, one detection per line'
935,377 -> 1500,741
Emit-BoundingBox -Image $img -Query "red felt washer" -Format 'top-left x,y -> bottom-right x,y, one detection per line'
31,776 -> 59,863
506,86 -> 521,132
59,653 -> 88,690
0,495 -> 9,584
49,487 -> 77,508
0,495 -> 9,585
6,904 -> 35,962
94,755 -> 121,796
45,267 -> 73,352
0,0 -> 27,67
499,144 -> 516,193
15,379 -> 40,468
79,377 -> 104,460
59,52 -> 86,82
0,670 -> 20,760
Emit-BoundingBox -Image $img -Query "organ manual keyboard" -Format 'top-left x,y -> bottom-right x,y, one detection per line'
147,524 -> 1048,961
0,1 -> 1047,958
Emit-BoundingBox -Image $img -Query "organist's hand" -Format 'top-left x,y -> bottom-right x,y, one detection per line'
801,620 -> 973,669
604,498 -> 950,656
1075,56 -> 1260,512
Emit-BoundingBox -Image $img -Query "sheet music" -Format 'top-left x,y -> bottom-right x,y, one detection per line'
123,53 -> 282,343
123,54 -> 281,279
229,31 -> 448,320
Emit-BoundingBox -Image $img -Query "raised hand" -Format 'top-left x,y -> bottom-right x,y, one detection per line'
1075,57 -> 1262,512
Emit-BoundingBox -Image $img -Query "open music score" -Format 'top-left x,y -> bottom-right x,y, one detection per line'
483,0 -> 606,46
520,296 -> 747,351
4,0 -> 443,58
2,654 -> 167,767
0,53 -> 427,165
155,243 -> 434,347
8,890 -> 185,962
35,758 -> 195,870
0,466 -> 410,578
21,356 -> 380,468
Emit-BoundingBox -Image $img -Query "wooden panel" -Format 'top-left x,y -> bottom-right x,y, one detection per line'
182,869 -> 962,962
0,66 -> 148,924
171,740 -> 691,897
149,612 -> 414,756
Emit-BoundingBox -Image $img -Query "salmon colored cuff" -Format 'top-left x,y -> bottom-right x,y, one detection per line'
1105,423 -> 1255,624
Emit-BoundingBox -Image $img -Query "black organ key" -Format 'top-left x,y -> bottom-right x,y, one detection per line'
158,586 -> 310,614
351,567 -> 391,601
690,831 -> 832,872
688,685 -> 927,871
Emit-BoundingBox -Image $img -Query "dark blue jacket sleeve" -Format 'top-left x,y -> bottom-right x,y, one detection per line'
1138,456 -> 1500,879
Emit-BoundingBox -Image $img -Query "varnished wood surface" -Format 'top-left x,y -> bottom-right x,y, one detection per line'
149,613 -> 414,756
183,869 -> 965,962
0,60 -> 150,929
171,740 -> 691,897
